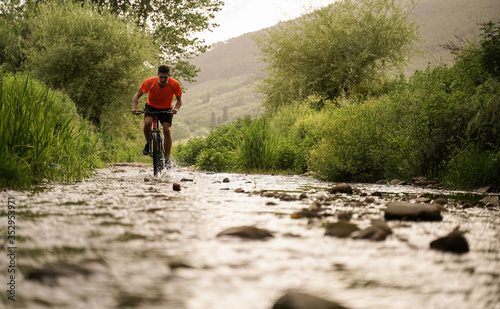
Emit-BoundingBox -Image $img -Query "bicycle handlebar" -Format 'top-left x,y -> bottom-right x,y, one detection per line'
135,110 -> 173,115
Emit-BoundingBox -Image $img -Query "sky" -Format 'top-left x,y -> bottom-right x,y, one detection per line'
196,0 -> 335,44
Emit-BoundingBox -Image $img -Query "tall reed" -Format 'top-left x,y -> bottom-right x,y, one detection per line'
0,73 -> 100,188
235,117 -> 277,171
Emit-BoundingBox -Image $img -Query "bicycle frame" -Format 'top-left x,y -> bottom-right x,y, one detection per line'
136,109 -> 172,176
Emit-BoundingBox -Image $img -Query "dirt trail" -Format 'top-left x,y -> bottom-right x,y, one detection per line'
1,163 -> 499,308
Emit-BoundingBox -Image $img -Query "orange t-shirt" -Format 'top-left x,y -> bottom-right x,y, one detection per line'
140,77 -> 182,109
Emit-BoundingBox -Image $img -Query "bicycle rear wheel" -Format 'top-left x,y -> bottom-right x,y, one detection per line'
151,132 -> 163,176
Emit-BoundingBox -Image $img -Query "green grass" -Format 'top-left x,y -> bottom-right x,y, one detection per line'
0,73 -> 101,188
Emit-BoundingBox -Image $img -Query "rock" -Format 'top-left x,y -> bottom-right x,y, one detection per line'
480,195 -> 499,206
430,227 -> 469,254
279,193 -> 299,201
299,193 -> 308,200
328,184 -> 353,195
217,226 -> 273,240
413,197 -> 432,203
411,177 -> 439,186
27,263 -> 93,284
234,188 -> 245,193
364,197 -> 376,204
180,178 -> 193,182
222,177 -> 230,183
146,208 -> 162,213
352,220 -> 392,241
384,202 -> 442,221
462,202 -> 475,209
272,292 -> 350,309
262,191 -> 277,198
428,183 -> 441,189
301,171 -> 318,177
173,183 -> 181,191
376,180 -> 389,184
144,177 -> 150,182
336,212 -> 352,222
324,222 -> 360,238
371,191 -> 383,197
295,208 -> 321,219
390,179 -> 404,185
168,260 -> 193,269
434,198 -> 448,205
477,186 -> 493,193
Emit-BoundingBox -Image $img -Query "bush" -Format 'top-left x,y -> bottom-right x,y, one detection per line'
444,145 -> 500,189
0,73 -> 100,187
307,101 -> 387,182
172,137 -> 206,166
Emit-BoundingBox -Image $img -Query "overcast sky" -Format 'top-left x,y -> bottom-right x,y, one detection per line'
196,0 -> 335,44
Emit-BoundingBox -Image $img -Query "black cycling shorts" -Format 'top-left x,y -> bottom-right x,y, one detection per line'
144,104 -> 173,126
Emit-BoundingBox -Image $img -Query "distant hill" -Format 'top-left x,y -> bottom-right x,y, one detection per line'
174,0 -> 500,141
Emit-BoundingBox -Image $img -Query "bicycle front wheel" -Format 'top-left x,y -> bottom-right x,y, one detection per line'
151,132 -> 163,177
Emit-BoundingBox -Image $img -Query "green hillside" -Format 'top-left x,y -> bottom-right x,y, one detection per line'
174,0 -> 500,141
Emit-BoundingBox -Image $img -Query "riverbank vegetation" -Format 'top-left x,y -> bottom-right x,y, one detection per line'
0,0 -> 223,187
173,0 -> 500,190
0,73 -> 100,188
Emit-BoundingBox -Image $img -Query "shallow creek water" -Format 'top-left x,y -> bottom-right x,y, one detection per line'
1,163 -> 499,309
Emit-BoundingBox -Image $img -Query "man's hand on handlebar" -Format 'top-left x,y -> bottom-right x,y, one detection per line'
131,109 -> 139,115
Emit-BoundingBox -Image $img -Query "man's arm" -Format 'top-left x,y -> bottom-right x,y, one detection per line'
131,89 -> 143,114
172,94 -> 183,114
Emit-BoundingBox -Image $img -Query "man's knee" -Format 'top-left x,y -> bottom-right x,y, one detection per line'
162,124 -> 171,135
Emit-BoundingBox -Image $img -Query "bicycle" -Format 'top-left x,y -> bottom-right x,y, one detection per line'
135,109 -> 172,177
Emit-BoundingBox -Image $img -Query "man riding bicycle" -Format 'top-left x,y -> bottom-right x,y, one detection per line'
131,65 -> 183,169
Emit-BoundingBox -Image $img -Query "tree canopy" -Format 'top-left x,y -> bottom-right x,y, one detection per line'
1,0 -> 223,82
80,0 -> 224,82
24,1 -> 157,126
254,0 -> 420,112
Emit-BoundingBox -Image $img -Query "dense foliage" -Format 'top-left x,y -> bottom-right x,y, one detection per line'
0,73 -> 100,188
0,0 -> 223,187
0,0 -> 223,82
80,0 -> 223,83
174,20 -> 500,189
254,0 -> 419,112
23,2 -> 156,127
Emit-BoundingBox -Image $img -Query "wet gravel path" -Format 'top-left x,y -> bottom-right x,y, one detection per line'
1,163 -> 499,309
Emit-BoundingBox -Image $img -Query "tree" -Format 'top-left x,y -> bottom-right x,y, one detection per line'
211,111 -> 216,127
80,0 -> 224,82
24,2 -> 157,126
222,105 -> 228,122
254,0 -> 420,112
479,20 -> 500,78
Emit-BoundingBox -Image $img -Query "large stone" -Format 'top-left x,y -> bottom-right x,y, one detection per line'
384,202 -> 442,221
217,226 -> 273,240
272,292 -> 350,309
480,195 -> 499,206
352,220 -> 392,241
430,227 -> 469,254
477,186 -> 493,193
27,263 -> 93,285
324,222 -> 359,238
328,184 -> 353,195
